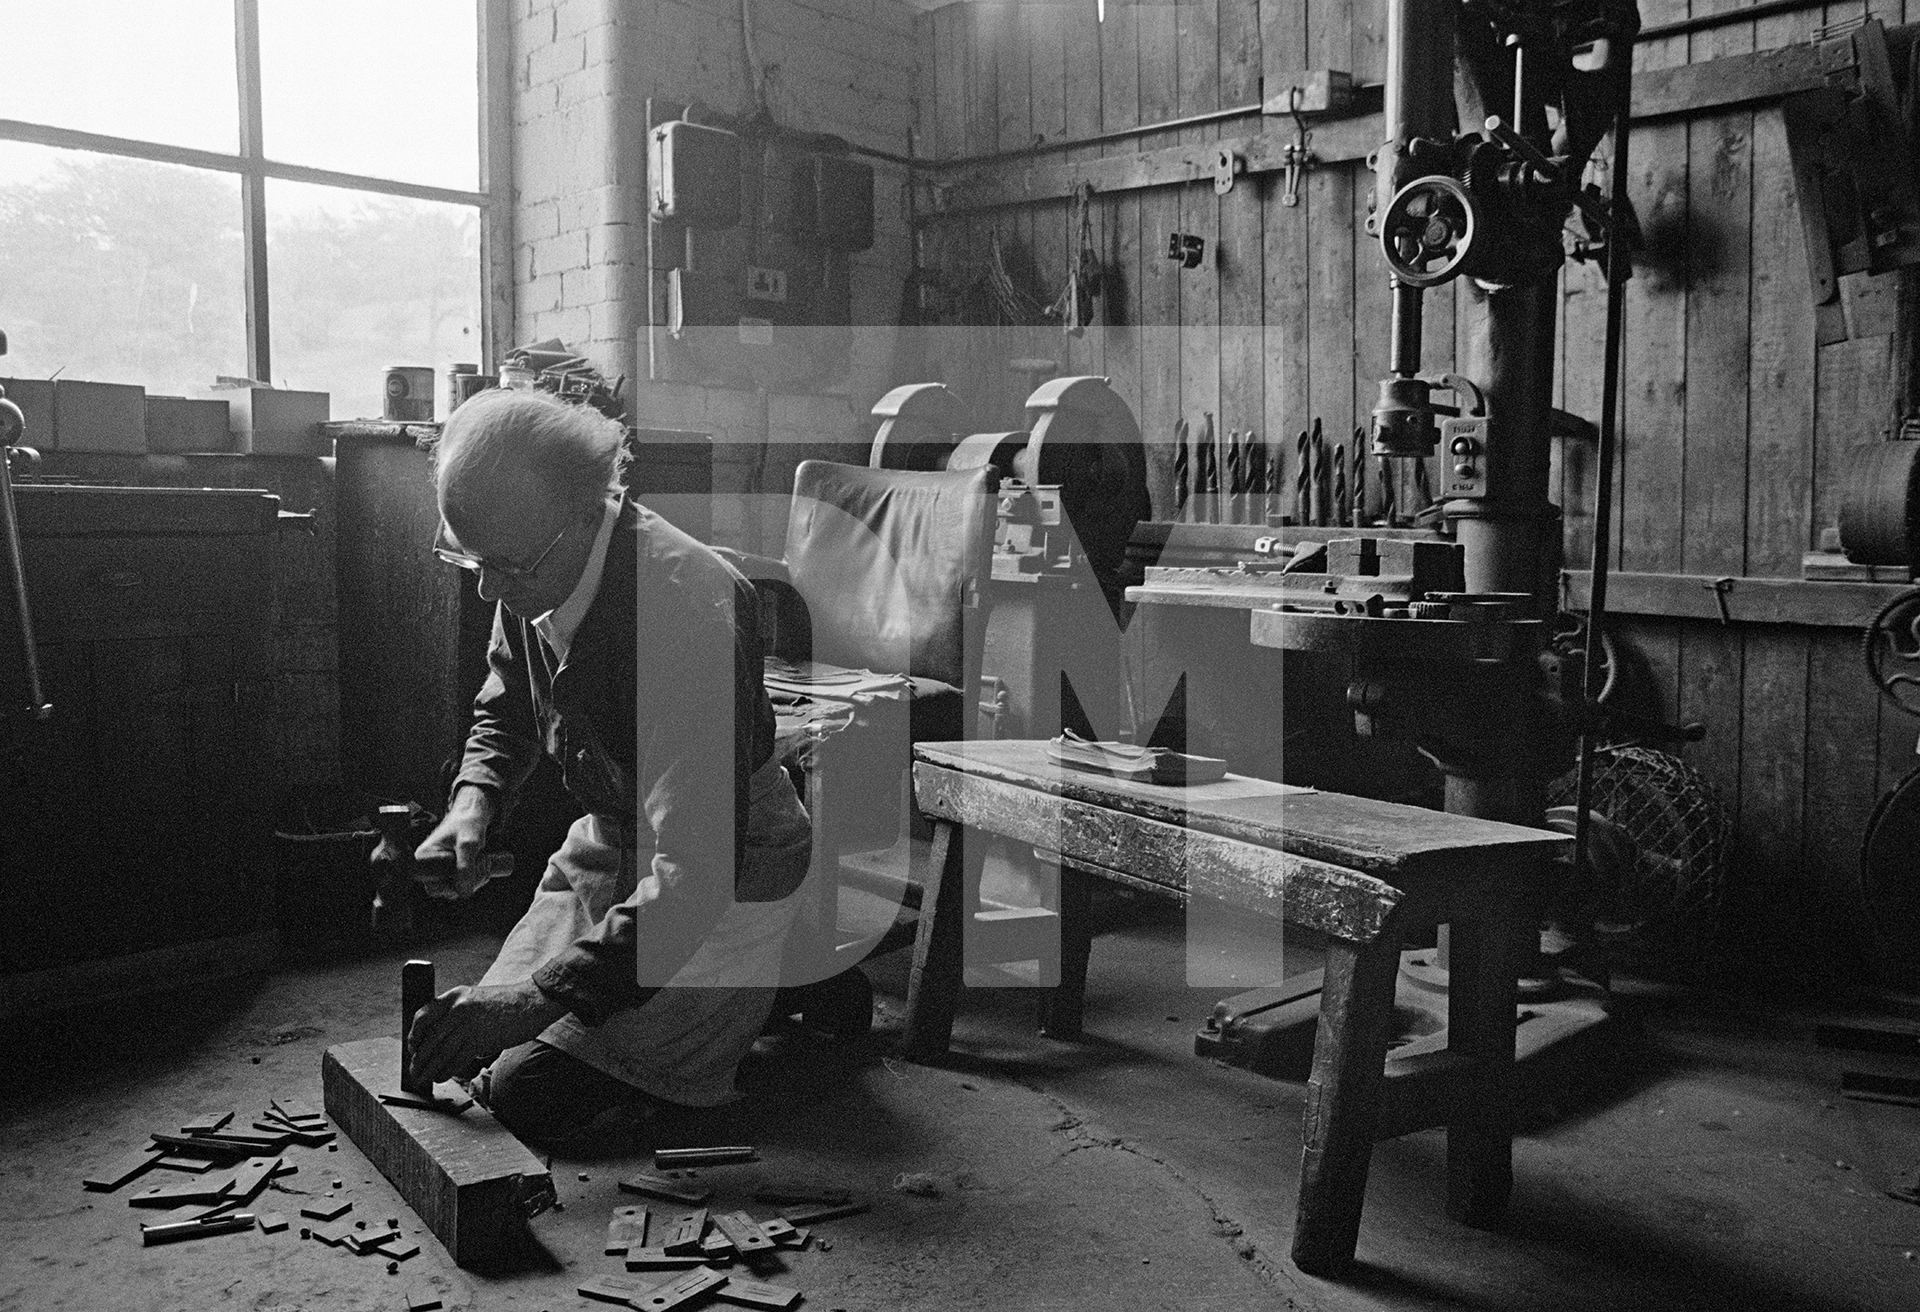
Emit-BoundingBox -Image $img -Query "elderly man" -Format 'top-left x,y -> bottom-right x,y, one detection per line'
403,387 -> 812,1149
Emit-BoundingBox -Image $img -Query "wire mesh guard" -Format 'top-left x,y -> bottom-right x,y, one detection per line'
1547,747 -> 1731,976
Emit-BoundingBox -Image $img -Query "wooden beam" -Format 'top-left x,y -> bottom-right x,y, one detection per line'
1563,569 -> 1909,628
321,1037 -> 555,1269
927,28 -> 1871,217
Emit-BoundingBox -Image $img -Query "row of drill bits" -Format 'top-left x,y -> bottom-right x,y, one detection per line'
1171,415 -> 1435,527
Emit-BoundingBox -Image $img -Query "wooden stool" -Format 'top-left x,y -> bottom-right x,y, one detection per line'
899,740 -> 1566,1276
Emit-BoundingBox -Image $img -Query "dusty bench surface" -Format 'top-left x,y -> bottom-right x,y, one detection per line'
912,739 -> 1570,897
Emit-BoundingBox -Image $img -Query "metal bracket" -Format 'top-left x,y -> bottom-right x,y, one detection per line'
1703,576 -> 1735,625
1213,146 -> 1245,196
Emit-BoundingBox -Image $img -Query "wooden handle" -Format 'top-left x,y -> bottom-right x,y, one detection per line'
400,960 -> 435,1096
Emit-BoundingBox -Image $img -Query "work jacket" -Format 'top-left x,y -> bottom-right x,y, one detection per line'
452,497 -> 800,1025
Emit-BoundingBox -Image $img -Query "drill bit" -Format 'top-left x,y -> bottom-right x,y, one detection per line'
1197,412 -> 1218,523
1351,430 -> 1366,527
1294,428 -> 1311,525
1332,439 -> 1348,528
1172,418 -> 1190,520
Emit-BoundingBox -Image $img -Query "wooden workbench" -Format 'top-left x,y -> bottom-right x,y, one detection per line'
902,739 -> 1570,1276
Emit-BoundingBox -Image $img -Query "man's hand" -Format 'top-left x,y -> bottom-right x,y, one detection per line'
406,980 -> 567,1086
413,785 -> 498,900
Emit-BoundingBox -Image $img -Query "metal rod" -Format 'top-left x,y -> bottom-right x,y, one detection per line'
0,442 -> 51,722
1572,56 -> 1637,904
235,0 -> 271,383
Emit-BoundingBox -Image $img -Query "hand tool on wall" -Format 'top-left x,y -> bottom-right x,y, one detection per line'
1172,418 -> 1190,521
1351,437 -> 1367,527
1196,413 -> 1218,523
1309,418 -> 1327,526
1332,439 -> 1349,527
1294,429 -> 1311,524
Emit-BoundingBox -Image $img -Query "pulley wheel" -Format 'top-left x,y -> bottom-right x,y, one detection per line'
1380,175 -> 1477,288
1861,765 -> 1920,987
1839,439 -> 1920,567
1863,586 -> 1920,715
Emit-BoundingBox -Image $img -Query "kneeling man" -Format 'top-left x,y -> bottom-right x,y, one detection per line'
404,388 -> 811,1149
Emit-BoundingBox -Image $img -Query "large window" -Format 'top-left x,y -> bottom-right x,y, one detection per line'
0,0 -> 495,421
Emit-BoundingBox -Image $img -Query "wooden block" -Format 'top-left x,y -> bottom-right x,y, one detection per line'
371,1237 -> 421,1261
625,1248 -> 707,1270
781,1199 -> 868,1225
406,1286 -> 445,1312
699,1229 -> 734,1261
300,1196 -> 352,1221
181,1111 -> 235,1134
660,1208 -> 708,1255
147,1133 -> 247,1161
712,1211 -> 774,1256
272,1097 -> 323,1122
146,395 -> 235,454
581,1272 -> 662,1304
129,1177 -> 235,1208
153,1155 -> 217,1174
757,1217 -> 800,1247
629,1266 -> 728,1310
83,1148 -> 162,1192
310,1218 -> 357,1246
258,1211 -> 289,1233
226,1157 -> 281,1205
218,385 -> 330,457
344,1225 -> 401,1253
608,1204 -> 650,1254
378,1090 -> 474,1115
53,379 -> 145,453
715,1276 -> 803,1309
191,1128 -> 291,1151
322,1036 -> 555,1270
621,1171 -> 712,1204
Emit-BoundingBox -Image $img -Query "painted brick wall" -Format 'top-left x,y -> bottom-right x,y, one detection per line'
510,0 -> 923,552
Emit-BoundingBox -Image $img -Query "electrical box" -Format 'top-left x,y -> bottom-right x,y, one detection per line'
791,155 -> 875,252
649,120 -> 742,228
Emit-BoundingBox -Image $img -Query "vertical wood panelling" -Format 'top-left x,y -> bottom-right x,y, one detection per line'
915,0 -> 1915,969
1619,0 -> 1690,577
1137,0 -> 1183,516
1178,0 -> 1223,452
1305,0 -> 1355,440
1063,3 -> 1106,380
1260,0 -> 1310,504
1217,0 -> 1264,457
1100,0 -> 1144,452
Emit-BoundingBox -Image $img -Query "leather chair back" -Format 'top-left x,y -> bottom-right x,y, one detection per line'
783,461 -> 996,691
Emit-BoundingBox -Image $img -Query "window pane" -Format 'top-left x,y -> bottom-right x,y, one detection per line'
0,143 -> 247,396
0,1 -> 238,153
266,180 -> 480,420
258,0 -> 479,191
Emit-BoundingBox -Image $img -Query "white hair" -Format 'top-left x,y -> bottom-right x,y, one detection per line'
435,388 -> 625,514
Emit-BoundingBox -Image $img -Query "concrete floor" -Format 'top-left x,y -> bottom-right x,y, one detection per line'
5,887 -> 1920,1312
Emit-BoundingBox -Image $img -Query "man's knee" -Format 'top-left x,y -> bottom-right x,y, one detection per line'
484,1041 -> 592,1143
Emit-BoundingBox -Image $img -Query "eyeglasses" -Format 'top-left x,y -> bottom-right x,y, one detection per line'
432,518 -> 568,580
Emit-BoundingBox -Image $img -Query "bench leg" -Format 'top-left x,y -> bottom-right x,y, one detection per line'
902,819 -> 980,1061
1290,935 -> 1402,1277
1037,864 -> 1095,1039
1444,909 -> 1517,1227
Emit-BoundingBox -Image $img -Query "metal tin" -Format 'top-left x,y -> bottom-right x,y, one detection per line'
446,364 -> 494,414
383,366 -> 434,422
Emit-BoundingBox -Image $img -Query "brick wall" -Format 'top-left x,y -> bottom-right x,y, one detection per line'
510,0 -> 923,552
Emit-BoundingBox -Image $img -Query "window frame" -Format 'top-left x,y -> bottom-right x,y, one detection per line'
0,0 -> 511,384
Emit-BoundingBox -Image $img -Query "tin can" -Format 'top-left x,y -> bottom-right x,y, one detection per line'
383,366 -> 435,422
445,363 -> 483,415
449,371 -> 496,413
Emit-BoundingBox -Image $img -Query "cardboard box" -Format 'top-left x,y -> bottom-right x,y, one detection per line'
53,379 -> 146,453
221,386 -> 330,457
0,377 -> 56,450
146,396 -> 235,454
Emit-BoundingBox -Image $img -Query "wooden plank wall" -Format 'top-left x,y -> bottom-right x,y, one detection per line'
914,0 -> 1920,971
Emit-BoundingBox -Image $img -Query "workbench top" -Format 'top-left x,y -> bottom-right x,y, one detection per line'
913,738 -> 1569,889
